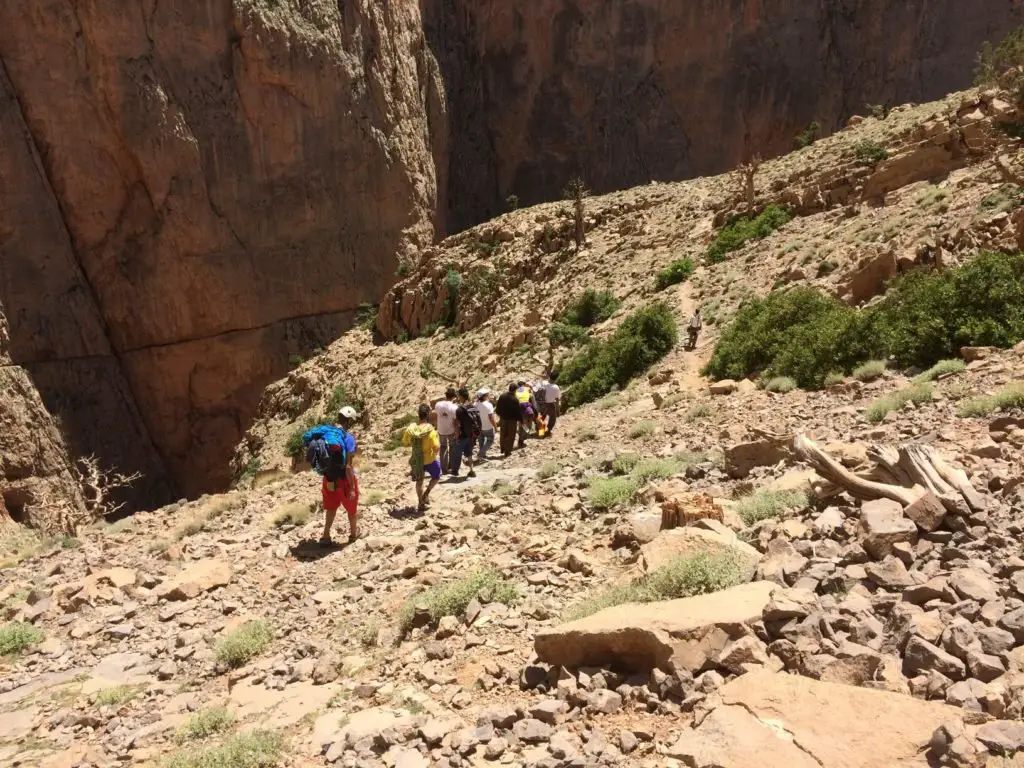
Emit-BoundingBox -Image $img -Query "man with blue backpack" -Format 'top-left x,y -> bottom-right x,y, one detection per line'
303,406 -> 359,545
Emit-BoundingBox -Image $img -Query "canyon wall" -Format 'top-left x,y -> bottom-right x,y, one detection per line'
424,0 -> 1023,231
0,0 -> 1018,507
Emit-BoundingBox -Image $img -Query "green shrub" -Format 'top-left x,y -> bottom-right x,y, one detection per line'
823,372 -> 846,387
0,621 -> 44,656
764,376 -> 797,393
995,381 -> 1024,409
576,428 -> 598,442
853,139 -> 889,165
398,569 -> 518,636
913,358 -> 967,383
548,321 -> 590,349
632,458 -> 680,484
706,205 -> 792,265
267,502 -> 312,529
176,707 -> 234,743
586,476 -> 639,510
611,453 -> 641,475
816,260 -> 837,277
95,684 -> 146,707
627,420 -> 656,439
958,381 -> 1024,417
655,257 -> 695,291
563,552 -> 744,622
794,121 -> 821,150
165,730 -> 285,768
215,620 -> 274,668
391,413 -> 417,431
957,395 -> 998,418
562,303 -> 678,408
687,403 -> 712,421
537,460 -> 563,480
976,27 -> 1024,96
355,303 -> 377,332
853,360 -> 887,382
735,489 -> 808,527
865,383 -> 934,423
559,289 -> 620,328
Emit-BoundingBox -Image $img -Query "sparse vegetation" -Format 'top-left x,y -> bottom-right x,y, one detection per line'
267,502 -> 312,529
764,376 -> 797,393
165,730 -> 285,768
94,684 -> 146,708
631,458 -> 680,484
686,403 -> 712,421
706,252 -> 1024,388
506,194 -> 520,211
958,381 -> 1024,418
853,139 -> 889,165
913,359 -> 967,383
398,569 -> 518,636
865,383 -> 934,423
235,456 -> 261,488
706,205 -> 792,265
627,420 -> 656,439
362,489 -> 387,506
215,620 -> 274,668
0,621 -> 44,656
824,372 -> 846,387
537,460 -> 563,480
586,476 -> 639,510
654,257 -> 695,291
176,707 -> 235,743
916,185 -> 950,210
735,489 -> 808,526
975,27 -> 1024,98
564,177 -> 589,250
853,360 -> 887,382
816,260 -> 837,277
358,620 -> 379,648
559,289 -> 620,328
355,303 -> 377,332
576,428 -> 599,442
561,302 -> 677,408
563,551 -> 744,622
610,453 -> 641,476
794,121 -> 821,150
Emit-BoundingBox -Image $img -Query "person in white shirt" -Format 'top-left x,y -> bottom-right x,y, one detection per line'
475,388 -> 497,460
434,387 -> 458,474
541,372 -> 561,436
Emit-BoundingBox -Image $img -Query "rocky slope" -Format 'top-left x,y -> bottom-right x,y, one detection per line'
0,0 -> 1019,508
4,87 -> 1024,768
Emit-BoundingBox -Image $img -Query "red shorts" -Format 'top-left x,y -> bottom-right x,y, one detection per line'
322,476 -> 359,517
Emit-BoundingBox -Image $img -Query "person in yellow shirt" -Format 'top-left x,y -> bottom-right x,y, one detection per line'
402,404 -> 442,512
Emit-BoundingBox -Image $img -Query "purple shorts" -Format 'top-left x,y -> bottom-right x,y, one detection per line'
414,460 -> 442,481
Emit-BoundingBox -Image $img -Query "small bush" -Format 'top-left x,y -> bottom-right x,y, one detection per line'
853,360 -> 887,382
597,393 -> 622,410
176,707 -> 234,743
362,489 -> 387,506
390,413 -> 417,431
0,621 -> 44,656
735,489 -> 808,527
764,376 -> 797,393
165,730 -> 285,768
975,27 -> 1024,97
267,502 -> 312,529
562,303 -> 678,408
959,381 -> 1024,417
506,194 -> 520,211
706,205 -> 792,265
610,453 -> 641,475
632,458 -> 680,484
559,289 -> 620,328
686,403 -> 712,421
563,552 -> 744,622
816,260 -> 837,277
355,303 -> 377,332
586,477 -> 639,510
359,620 -> 379,648
865,383 -> 934,423
853,139 -> 888,165
537,460 -> 563,480
794,121 -> 821,150
913,358 -> 967,383
548,321 -> 590,349
916,185 -> 949,209
576,428 -> 598,442
655,257 -> 695,291
95,684 -> 145,707
823,372 -> 846,387
627,420 -> 656,439
215,620 -> 274,668
398,569 -> 518,636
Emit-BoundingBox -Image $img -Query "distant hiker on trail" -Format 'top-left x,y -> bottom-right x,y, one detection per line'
302,406 -> 359,545
402,403 -> 441,511
476,388 -> 497,460
453,387 -> 480,478
435,387 -> 458,474
496,383 -> 523,457
687,309 -> 703,350
541,372 -> 561,436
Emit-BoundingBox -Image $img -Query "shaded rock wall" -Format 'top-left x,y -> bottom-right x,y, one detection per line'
424,0 -> 1022,232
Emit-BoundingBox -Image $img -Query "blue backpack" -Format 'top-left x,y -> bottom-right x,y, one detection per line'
302,425 -> 349,481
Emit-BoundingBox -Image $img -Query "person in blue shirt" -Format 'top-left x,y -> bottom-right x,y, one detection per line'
304,406 -> 360,545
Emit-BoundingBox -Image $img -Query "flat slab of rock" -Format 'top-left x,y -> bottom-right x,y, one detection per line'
640,526 -> 761,582
667,669 -> 971,767
154,559 -> 232,601
534,581 -> 777,671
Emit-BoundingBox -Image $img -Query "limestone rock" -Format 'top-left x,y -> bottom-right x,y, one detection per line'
154,560 -> 232,601
859,499 -> 917,559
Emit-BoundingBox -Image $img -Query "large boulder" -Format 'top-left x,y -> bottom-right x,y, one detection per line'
724,438 -> 791,479
667,670 -> 975,767
640,525 -> 761,582
534,582 -> 777,672
153,559 -> 232,601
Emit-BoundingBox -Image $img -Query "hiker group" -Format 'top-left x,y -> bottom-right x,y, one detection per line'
300,375 -> 561,543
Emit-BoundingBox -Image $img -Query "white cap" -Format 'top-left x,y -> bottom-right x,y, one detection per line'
339,405 -> 358,420
477,387 -> 491,398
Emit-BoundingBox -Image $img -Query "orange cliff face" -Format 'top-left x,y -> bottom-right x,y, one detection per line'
0,0 -> 1019,507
